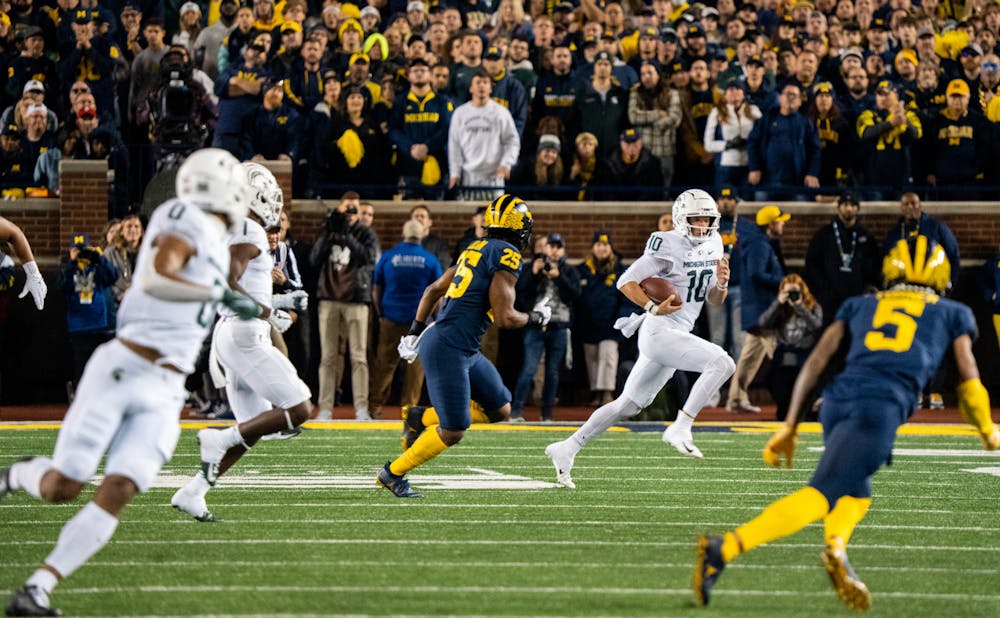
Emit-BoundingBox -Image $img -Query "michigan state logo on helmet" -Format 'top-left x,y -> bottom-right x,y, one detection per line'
484,194 -> 533,248
883,235 -> 951,294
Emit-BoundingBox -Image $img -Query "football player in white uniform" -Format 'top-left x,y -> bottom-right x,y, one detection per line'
0,215 -> 47,309
170,162 -> 312,522
0,148 -> 259,617
544,189 -> 736,488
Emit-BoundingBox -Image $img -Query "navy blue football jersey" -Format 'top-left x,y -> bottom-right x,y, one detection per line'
824,290 -> 977,412
435,238 -> 523,351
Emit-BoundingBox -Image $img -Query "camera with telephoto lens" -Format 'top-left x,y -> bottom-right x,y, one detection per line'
787,289 -> 801,302
325,208 -> 350,232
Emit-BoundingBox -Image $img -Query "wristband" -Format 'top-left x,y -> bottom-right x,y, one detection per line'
716,281 -> 729,291
408,319 -> 428,337
643,300 -> 659,316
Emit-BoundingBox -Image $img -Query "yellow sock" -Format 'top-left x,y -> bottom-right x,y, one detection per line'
728,487 -> 830,560
389,426 -> 448,476
420,407 -> 440,427
824,496 -> 871,546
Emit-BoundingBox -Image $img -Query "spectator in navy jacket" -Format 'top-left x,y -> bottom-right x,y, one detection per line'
240,77 -> 301,161
726,205 -> 787,414
57,233 -> 117,394
575,230 -> 632,406
707,186 -> 758,363
213,35 -> 269,156
370,220 -> 443,418
747,82 -> 821,200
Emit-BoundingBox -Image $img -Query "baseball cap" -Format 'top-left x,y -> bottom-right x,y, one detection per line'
660,27 -> 679,42
407,1 -> 425,12
360,6 -> 380,20
280,21 -> 302,34
620,128 -> 641,143
538,134 -> 561,152
25,103 -> 47,117
838,192 -> 860,206
546,232 -> 565,246
917,26 -> 935,39
870,18 -> 889,30
349,52 -> 370,65
1,123 -> 19,136
592,230 -> 613,245
946,78 -> 971,96
814,81 -> 834,95
321,68 -> 340,82
745,54 -> 764,67
261,77 -> 284,91
70,233 -> 89,249
755,205 -> 791,226
20,25 -> 43,39
180,1 -> 201,15
718,185 -> 739,201
640,27 -> 658,39
875,80 -> 898,94
594,50 -> 613,64
961,43 -> 983,56
23,79 -> 44,95
686,24 -> 706,38
601,29 -> 616,41
482,46 -> 502,60
554,1 -> 575,12
703,7 -> 720,18
72,8 -> 92,24
841,47 -> 864,63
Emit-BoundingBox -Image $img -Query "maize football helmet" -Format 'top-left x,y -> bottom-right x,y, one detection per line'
241,161 -> 283,230
672,189 -> 720,244
883,235 -> 951,294
175,148 -> 249,232
484,194 -> 533,248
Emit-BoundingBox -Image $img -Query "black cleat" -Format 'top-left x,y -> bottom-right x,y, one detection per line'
376,462 -> 423,498
5,586 -> 61,616
821,543 -> 872,611
692,535 -> 726,607
400,406 -> 426,451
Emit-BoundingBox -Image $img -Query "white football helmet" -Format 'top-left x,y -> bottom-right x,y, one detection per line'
175,148 -> 249,231
242,161 -> 283,230
672,189 -> 720,244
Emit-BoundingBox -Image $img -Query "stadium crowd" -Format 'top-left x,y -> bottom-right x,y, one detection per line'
5,0 -> 1000,207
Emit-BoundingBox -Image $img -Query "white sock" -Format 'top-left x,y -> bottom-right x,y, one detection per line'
25,568 -> 58,594
222,425 -> 244,449
672,410 -> 694,432
184,470 -> 212,499
44,502 -> 119,579
682,354 -> 736,420
571,396 -> 642,448
9,457 -> 53,500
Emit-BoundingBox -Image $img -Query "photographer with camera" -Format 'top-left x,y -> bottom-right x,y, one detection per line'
310,191 -> 380,421
510,232 -> 581,421
757,274 -> 823,421
57,233 -> 118,397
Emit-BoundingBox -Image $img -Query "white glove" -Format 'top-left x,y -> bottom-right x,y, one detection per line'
273,290 -> 308,312
18,261 -> 46,310
398,334 -> 419,363
529,303 -> 552,327
267,309 -> 293,333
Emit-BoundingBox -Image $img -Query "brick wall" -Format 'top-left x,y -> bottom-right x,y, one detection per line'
1,199 -> 60,263
57,160 -> 111,256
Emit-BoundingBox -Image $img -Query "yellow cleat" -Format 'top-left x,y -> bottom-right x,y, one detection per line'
821,543 -> 871,611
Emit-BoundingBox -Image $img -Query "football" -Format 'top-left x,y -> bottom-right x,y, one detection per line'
640,277 -> 679,305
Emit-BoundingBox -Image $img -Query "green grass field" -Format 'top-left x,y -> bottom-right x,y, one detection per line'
2,422 -> 999,617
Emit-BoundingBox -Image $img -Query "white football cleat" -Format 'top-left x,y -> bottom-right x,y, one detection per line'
662,423 -> 704,459
171,484 -> 218,522
197,428 -> 231,485
544,440 -> 577,489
